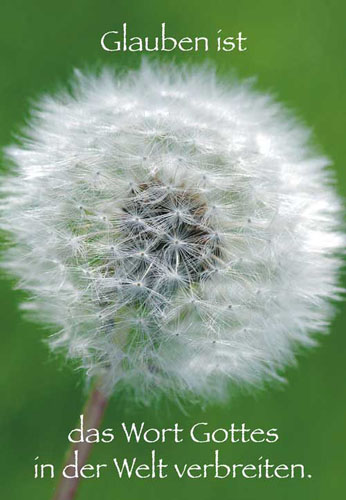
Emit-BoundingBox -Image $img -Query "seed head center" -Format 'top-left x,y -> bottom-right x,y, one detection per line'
118,181 -> 221,305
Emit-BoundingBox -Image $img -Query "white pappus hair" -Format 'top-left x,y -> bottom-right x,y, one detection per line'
0,62 -> 344,403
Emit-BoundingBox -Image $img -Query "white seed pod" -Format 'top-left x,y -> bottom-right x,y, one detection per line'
1,62 -> 344,403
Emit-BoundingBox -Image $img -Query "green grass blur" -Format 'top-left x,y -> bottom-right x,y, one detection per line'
0,1 -> 345,499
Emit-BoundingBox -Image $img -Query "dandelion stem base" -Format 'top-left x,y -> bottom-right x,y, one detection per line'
52,381 -> 109,500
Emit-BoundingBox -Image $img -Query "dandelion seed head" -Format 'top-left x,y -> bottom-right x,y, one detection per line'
0,62 -> 344,403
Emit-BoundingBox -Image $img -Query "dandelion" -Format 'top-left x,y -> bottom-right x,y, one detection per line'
0,62 -> 344,499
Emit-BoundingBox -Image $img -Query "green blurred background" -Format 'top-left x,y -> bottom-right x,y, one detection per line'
1,0 -> 345,498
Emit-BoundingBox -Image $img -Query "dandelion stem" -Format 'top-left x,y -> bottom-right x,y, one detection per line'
52,381 -> 109,500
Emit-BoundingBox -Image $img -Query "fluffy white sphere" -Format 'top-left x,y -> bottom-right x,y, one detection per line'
1,63 -> 344,403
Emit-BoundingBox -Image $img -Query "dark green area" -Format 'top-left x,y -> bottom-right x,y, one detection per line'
0,1 -> 345,498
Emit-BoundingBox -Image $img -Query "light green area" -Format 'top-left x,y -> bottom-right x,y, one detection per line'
0,1 -> 345,498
